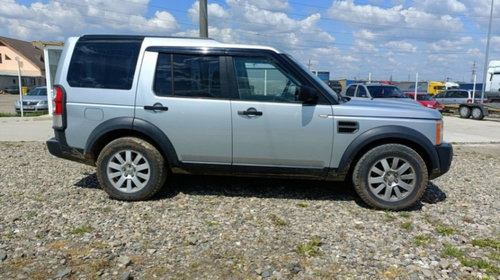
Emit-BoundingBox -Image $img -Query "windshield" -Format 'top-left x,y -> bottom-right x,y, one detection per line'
367,86 -> 405,98
27,88 -> 47,96
416,94 -> 435,101
283,54 -> 339,102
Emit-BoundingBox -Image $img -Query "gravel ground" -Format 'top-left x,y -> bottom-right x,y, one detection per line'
0,142 -> 499,280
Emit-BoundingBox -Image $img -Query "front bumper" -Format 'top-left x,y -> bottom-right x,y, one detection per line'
429,142 -> 453,179
15,103 -> 48,113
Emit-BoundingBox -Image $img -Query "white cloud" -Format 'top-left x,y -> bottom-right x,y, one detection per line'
382,41 -> 417,53
428,37 -> 473,52
0,0 -> 179,40
415,0 -> 467,14
227,0 -> 290,12
188,1 -> 230,24
326,1 -> 463,42
352,40 -> 378,53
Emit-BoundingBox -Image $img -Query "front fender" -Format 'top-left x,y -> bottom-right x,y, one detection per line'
336,125 -> 440,176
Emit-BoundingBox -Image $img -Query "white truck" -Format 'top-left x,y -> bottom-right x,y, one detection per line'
485,60 -> 500,103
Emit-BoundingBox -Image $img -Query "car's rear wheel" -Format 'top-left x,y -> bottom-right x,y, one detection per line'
459,106 -> 471,118
352,144 -> 428,210
96,137 -> 167,201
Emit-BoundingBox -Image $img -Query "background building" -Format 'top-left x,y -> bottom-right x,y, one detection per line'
0,36 -> 60,92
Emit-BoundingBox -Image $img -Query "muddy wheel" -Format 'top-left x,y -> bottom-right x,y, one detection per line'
96,137 -> 167,200
352,144 -> 428,210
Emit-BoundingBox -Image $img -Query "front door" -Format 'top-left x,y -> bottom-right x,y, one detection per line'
230,56 -> 334,169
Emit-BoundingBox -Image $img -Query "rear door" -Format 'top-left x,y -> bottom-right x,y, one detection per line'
135,51 -> 232,165
229,55 -> 334,169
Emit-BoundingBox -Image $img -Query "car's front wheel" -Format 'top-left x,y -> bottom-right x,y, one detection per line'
96,137 -> 167,201
352,144 -> 428,210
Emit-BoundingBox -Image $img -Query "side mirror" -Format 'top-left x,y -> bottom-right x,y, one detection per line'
297,85 -> 318,104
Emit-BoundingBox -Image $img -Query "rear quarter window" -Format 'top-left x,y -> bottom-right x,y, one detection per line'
67,40 -> 142,90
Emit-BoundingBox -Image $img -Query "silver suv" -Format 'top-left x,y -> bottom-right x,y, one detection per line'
47,35 -> 452,210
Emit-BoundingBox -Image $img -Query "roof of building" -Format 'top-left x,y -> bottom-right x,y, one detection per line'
0,36 -> 45,71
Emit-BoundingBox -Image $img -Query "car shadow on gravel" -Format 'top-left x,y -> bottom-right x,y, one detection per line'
155,174 -> 358,202
73,173 -> 447,210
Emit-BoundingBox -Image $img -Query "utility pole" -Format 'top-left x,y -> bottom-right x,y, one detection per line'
481,0 -> 494,103
472,61 -> 476,82
306,59 -> 312,70
199,0 -> 208,38
15,56 -> 23,117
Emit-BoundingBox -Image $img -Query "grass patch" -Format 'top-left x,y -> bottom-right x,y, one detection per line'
400,222 -> 412,229
268,214 -> 287,226
378,266 -> 403,279
385,212 -> 397,222
296,202 -> 308,208
459,258 -> 500,274
0,112 -> 47,117
413,234 -> 433,246
441,245 -> 465,258
295,236 -> 322,257
436,224 -> 457,236
399,212 -> 411,218
0,113 -> 18,117
69,224 -> 92,235
471,238 -> 500,250
99,206 -> 114,213
206,221 -> 219,227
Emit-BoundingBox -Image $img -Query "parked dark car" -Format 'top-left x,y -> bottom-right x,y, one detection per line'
3,86 -> 19,94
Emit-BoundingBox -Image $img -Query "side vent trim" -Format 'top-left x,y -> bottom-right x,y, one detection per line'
338,121 -> 359,133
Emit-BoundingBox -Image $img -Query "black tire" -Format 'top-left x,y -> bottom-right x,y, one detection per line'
352,144 -> 428,210
471,107 -> 484,120
459,106 -> 471,118
96,137 -> 167,201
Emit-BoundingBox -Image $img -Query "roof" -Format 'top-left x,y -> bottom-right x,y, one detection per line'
0,36 -> 45,70
73,35 -> 283,54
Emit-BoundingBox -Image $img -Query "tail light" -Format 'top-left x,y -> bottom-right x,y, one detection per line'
483,99 -> 488,104
52,85 -> 64,128
466,99 -> 472,103
53,86 -> 63,115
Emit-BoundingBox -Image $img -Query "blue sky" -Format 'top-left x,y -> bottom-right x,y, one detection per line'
1,0 -> 499,82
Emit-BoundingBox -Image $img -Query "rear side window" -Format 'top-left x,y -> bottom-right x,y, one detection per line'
154,53 -> 221,98
67,39 -> 142,90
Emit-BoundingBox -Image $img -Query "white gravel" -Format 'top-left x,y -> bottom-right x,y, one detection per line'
0,142 -> 499,279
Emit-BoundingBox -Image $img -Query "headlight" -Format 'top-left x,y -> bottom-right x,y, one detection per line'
436,119 -> 443,145
39,101 -> 48,105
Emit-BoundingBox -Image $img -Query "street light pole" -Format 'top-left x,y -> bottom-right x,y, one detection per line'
199,0 -> 208,38
481,0 -> 494,103
15,56 -> 23,117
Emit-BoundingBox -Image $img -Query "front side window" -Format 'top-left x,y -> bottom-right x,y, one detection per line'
67,40 -> 141,89
356,86 -> 368,97
155,53 -> 221,98
345,85 -> 356,97
233,57 -> 300,102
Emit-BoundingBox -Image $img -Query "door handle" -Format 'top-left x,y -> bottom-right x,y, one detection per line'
238,107 -> 263,116
144,103 -> 168,112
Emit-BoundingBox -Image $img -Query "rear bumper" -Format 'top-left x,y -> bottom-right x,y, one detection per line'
430,142 -> 453,179
46,137 -> 93,166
